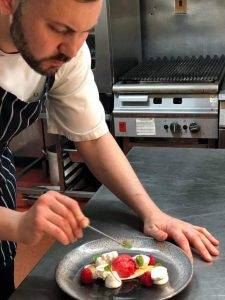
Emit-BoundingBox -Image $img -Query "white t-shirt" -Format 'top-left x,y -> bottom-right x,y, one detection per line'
0,43 -> 109,142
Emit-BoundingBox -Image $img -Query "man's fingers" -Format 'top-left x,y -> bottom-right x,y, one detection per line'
196,232 -> 220,257
46,210 -> 77,243
41,219 -> 70,245
44,191 -> 89,229
54,193 -> 89,228
22,192 -> 89,246
48,200 -> 83,239
194,226 -> 219,246
184,230 -> 212,262
172,230 -> 193,262
39,192 -> 83,242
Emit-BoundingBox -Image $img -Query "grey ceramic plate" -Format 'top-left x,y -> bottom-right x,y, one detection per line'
55,236 -> 193,300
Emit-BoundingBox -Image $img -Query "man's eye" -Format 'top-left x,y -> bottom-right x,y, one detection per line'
54,27 -> 67,34
50,25 -> 67,34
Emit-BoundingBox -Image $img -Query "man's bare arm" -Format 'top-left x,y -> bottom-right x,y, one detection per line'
76,132 -> 219,262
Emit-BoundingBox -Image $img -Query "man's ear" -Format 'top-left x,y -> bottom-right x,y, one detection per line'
0,0 -> 14,15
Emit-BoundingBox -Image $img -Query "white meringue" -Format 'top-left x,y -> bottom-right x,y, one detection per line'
154,274 -> 169,285
151,266 -> 169,285
101,251 -> 118,263
105,271 -> 122,289
95,264 -> 110,280
95,256 -> 107,267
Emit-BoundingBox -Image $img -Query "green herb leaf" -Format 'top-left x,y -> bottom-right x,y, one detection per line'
122,240 -> 132,249
92,254 -> 101,263
104,265 -> 111,272
136,255 -> 144,267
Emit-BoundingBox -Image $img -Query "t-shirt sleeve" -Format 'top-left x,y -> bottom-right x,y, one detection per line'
46,43 -> 109,141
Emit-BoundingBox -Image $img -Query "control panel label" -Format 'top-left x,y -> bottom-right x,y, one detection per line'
136,118 -> 156,136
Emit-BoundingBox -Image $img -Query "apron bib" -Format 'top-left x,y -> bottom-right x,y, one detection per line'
0,77 -> 52,266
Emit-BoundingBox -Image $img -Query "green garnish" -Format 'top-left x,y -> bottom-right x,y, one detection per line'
104,265 -> 112,272
92,254 -> 101,262
122,240 -> 132,249
136,255 -> 144,267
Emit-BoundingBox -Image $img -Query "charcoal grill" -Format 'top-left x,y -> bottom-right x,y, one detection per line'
114,55 -> 225,94
113,56 -> 225,145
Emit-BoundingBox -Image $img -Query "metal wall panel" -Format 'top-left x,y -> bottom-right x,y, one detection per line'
94,0 -> 142,93
141,0 -> 225,59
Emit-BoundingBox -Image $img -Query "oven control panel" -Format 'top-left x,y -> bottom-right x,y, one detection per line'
168,121 -> 201,134
113,94 -> 218,139
114,117 -> 218,139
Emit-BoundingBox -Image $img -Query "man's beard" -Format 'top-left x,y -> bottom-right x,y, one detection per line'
10,4 -> 71,76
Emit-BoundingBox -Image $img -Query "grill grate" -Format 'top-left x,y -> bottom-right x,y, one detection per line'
120,55 -> 225,84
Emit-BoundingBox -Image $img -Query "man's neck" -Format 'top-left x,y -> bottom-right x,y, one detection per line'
0,16 -> 18,54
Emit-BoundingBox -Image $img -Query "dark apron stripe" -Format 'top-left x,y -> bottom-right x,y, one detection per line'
2,154 -> 16,172
0,99 -> 18,141
0,77 -> 51,265
0,177 -> 15,209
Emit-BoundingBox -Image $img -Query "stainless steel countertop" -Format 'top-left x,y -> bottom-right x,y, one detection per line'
10,147 -> 225,299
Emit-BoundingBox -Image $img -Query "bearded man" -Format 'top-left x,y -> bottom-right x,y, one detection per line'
0,0 -> 219,298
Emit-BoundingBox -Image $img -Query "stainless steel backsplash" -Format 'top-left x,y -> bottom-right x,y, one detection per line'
140,0 -> 225,59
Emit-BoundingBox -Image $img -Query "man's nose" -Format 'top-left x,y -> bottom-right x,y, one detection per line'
58,43 -> 78,59
58,33 -> 88,59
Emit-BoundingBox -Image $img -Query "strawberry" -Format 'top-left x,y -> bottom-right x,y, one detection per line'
149,255 -> 156,266
112,254 -> 136,278
113,254 -> 133,262
80,267 -> 93,284
139,271 -> 153,287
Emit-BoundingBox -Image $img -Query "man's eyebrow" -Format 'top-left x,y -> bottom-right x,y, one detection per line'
87,25 -> 96,33
50,21 -> 96,33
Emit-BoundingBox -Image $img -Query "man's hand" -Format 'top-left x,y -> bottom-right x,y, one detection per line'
143,210 -> 219,262
16,191 -> 89,245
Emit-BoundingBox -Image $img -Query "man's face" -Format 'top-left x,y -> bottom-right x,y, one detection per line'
10,0 -> 102,76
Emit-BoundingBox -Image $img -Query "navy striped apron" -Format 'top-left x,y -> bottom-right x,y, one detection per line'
0,77 -> 51,266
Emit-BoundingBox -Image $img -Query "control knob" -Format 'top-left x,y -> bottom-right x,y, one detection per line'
189,122 -> 201,133
170,122 -> 182,134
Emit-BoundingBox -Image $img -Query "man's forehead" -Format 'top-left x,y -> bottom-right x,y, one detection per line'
22,0 -> 103,15
21,0 -> 101,6
21,0 -> 103,29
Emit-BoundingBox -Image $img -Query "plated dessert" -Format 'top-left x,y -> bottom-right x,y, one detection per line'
56,237 -> 193,299
80,251 -> 169,289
